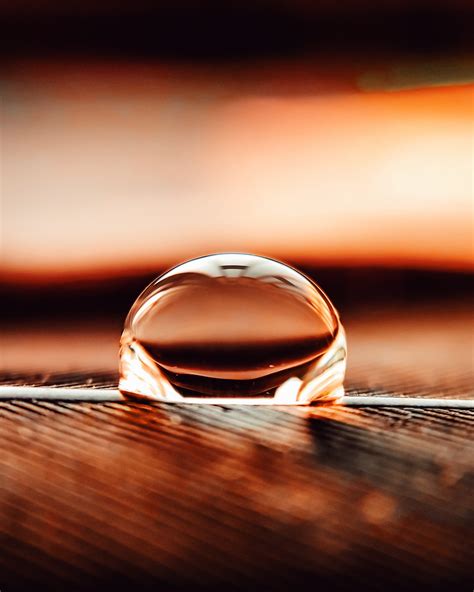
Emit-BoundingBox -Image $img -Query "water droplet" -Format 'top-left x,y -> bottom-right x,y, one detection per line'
119,253 -> 346,404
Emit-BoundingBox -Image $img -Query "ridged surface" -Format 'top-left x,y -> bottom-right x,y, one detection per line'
0,370 -> 473,591
1,307 -> 472,590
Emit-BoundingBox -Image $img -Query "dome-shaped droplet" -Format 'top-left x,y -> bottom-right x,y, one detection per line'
119,253 -> 346,404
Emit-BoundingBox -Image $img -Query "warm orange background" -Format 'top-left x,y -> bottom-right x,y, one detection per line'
2,61 -> 473,278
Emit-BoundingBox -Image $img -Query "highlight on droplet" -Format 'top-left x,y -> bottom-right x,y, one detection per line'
119,253 -> 347,404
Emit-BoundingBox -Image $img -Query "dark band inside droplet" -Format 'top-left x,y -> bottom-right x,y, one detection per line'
160,359 -> 316,397
140,334 -> 333,372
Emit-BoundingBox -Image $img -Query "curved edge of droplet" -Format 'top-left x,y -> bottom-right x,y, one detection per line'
118,331 -> 184,402
296,325 -> 347,405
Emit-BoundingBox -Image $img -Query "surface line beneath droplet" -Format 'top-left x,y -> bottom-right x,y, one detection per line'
0,386 -> 472,407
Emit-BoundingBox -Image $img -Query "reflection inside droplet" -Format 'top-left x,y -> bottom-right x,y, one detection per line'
119,253 -> 346,404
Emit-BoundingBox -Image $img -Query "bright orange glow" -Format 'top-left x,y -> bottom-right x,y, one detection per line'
1,61 -> 473,279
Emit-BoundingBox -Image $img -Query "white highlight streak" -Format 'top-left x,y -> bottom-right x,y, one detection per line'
0,386 -> 472,407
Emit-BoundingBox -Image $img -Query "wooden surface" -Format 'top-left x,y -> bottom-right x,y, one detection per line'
0,306 -> 473,591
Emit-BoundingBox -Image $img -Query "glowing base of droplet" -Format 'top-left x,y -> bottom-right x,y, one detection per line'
119,327 -> 346,406
118,391 -> 345,405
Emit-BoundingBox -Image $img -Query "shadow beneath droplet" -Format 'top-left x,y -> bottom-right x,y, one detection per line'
305,406 -> 456,507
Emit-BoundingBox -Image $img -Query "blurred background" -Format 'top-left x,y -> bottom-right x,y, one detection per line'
0,3 -> 473,591
1,0 -> 473,385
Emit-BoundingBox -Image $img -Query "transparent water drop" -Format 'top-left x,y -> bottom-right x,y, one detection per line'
119,253 -> 346,405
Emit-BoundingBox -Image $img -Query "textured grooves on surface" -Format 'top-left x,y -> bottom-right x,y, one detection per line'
1,368 -> 473,399
0,375 -> 473,591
